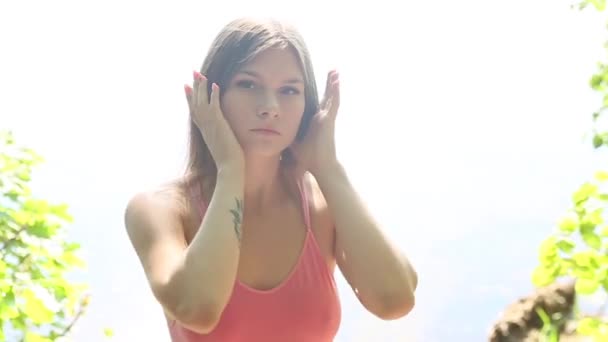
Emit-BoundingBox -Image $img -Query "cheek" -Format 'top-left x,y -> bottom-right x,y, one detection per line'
280,97 -> 306,127
221,92 -> 250,128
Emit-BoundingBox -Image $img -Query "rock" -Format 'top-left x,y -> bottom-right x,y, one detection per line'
487,281 -> 586,342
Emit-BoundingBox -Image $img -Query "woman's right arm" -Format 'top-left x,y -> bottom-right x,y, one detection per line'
124,169 -> 243,334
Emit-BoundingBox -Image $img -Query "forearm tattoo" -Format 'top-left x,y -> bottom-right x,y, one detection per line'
229,198 -> 243,243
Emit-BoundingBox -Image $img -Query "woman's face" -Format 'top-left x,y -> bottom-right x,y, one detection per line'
220,47 -> 306,159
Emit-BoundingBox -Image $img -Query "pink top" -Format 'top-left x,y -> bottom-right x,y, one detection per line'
167,178 -> 342,342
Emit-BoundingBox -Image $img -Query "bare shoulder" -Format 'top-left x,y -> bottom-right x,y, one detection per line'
124,180 -> 188,229
123,179 -> 190,266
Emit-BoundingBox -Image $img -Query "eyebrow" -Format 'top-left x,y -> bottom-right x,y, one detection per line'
236,70 -> 304,84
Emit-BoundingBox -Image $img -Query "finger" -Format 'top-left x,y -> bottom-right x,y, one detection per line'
332,75 -> 340,107
328,77 -> 340,119
184,84 -> 193,110
325,70 -> 334,97
209,83 -> 222,119
320,70 -> 335,109
193,71 -> 208,108
192,71 -> 201,106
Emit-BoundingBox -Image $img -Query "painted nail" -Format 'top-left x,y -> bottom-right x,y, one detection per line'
184,84 -> 192,95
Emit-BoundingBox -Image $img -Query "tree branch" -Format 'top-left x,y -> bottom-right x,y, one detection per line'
0,226 -> 26,259
55,294 -> 90,339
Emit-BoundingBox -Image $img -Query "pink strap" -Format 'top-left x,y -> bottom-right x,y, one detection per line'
297,177 -> 312,231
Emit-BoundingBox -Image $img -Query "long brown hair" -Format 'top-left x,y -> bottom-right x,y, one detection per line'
185,17 -> 320,201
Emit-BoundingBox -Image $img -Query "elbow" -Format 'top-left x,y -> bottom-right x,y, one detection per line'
365,270 -> 418,320
156,287 -> 223,334
372,290 -> 416,320
409,268 -> 419,291
173,300 -> 222,334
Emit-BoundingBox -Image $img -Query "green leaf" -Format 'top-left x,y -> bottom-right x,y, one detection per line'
600,224 -> 608,236
16,171 -> 31,181
572,264 -> 595,279
586,208 -> 603,225
0,290 -> 19,319
64,241 -> 81,252
24,332 -> 52,342
0,259 -> 7,278
590,0 -> 607,11
593,134 -> 604,148
582,231 -> 602,250
27,220 -> 56,239
572,251 -> 599,268
575,277 -> 600,294
591,74 -> 603,89
580,220 -> 597,235
556,238 -> 576,253
532,266 -> 557,287
595,170 -> 608,181
104,327 -> 114,338
578,317 -> 601,336
50,203 -> 72,222
539,237 -> 558,265
10,209 -> 31,226
23,199 -> 50,213
60,250 -> 86,268
23,289 -> 55,324
50,281 -> 69,301
573,182 -> 598,205
12,314 -> 27,330
602,273 -> 608,292
558,212 -> 579,233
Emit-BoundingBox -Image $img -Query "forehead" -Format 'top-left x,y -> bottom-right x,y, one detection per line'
239,47 -> 303,78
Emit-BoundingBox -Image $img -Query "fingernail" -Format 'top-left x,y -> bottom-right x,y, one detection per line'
212,83 -> 219,91
184,84 -> 192,95
193,71 -> 203,81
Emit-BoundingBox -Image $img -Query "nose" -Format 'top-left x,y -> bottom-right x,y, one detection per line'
256,90 -> 279,118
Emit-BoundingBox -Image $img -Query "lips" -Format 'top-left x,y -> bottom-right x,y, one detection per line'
250,128 -> 280,135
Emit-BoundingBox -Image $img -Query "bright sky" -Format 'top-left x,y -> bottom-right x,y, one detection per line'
2,0 -> 606,341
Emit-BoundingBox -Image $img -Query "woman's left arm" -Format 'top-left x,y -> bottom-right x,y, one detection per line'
315,162 -> 418,320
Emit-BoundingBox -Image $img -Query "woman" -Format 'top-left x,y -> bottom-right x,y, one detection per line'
124,17 -> 418,342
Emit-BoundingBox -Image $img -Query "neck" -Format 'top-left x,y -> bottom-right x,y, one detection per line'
243,154 -> 285,212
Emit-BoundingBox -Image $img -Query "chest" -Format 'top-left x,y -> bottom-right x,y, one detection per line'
183,198 -> 336,291
237,203 -> 309,290
170,268 -> 342,342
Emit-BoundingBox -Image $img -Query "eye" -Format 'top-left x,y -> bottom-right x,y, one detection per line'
281,86 -> 301,95
236,80 -> 256,89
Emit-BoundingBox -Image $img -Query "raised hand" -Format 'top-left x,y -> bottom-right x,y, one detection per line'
289,70 -> 341,176
185,72 -> 244,171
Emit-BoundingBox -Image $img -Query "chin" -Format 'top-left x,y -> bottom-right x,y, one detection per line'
242,146 -> 286,160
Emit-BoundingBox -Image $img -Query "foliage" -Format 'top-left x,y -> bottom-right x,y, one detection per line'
532,1 -> 608,340
0,130 -> 93,341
